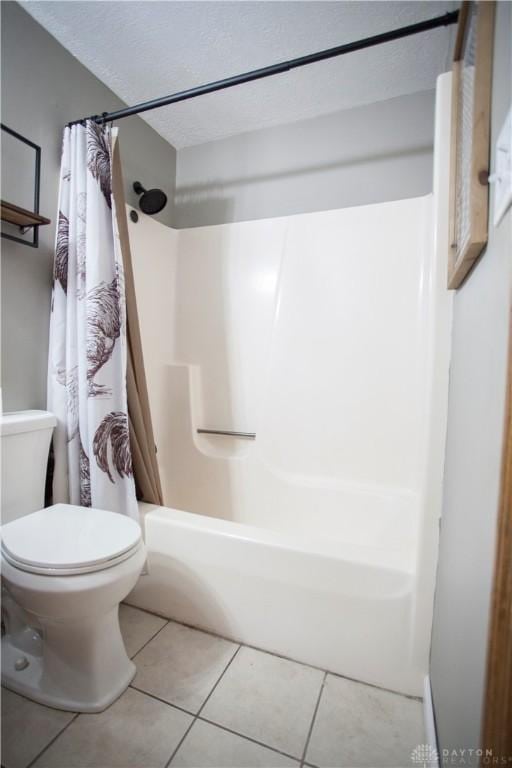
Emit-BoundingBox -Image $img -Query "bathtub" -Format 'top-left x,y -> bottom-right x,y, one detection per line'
127,501 -> 422,697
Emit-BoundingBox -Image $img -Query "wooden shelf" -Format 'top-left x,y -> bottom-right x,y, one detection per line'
1,200 -> 50,228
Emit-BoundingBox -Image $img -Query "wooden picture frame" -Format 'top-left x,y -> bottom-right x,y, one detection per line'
448,1 -> 495,289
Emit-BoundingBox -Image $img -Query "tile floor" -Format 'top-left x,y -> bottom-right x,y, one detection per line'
1,605 -> 424,768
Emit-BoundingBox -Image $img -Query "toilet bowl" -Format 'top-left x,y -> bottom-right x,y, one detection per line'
1,503 -> 146,712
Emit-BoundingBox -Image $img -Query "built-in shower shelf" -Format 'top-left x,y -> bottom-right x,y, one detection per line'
1,200 -> 51,230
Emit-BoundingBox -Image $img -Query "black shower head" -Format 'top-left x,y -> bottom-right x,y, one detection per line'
133,181 -> 167,215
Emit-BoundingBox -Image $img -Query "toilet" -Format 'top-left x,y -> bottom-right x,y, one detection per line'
0,410 -> 146,712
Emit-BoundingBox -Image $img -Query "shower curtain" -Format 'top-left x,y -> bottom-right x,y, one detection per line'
48,120 -> 162,519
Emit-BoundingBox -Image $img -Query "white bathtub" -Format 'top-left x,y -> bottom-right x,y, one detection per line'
127,502 -> 422,696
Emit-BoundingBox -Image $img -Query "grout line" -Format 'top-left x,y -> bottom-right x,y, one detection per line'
196,644 -> 241,716
326,668 -> 422,702
300,671 -> 327,766
129,684 -> 195,717
150,614 -> 247,650
25,712 -> 80,768
121,601 -> 169,621
122,601 -> 178,625
163,644 -> 242,768
197,714 -> 301,762
163,713 -> 196,768
129,618 -> 170,661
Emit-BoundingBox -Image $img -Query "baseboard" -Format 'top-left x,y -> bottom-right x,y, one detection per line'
423,675 -> 440,767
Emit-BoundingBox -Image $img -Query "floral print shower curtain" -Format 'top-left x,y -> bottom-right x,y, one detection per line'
48,121 -> 138,520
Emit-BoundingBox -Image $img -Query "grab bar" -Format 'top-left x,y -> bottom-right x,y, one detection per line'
197,429 -> 256,440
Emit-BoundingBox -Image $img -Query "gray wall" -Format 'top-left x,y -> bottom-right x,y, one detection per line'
174,89 -> 435,228
1,2 -> 176,412
430,0 -> 512,754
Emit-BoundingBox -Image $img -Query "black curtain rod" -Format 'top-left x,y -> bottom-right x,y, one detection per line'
68,10 -> 459,127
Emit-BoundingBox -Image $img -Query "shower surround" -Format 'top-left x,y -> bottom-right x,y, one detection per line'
126,77 -> 452,697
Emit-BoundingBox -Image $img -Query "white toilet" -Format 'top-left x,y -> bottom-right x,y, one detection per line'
1,410 -> 146,712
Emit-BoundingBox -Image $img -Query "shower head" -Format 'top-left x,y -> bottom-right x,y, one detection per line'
133,181 -> 167,215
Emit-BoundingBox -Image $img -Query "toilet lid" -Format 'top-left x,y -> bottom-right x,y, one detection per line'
0,503 -> 142,573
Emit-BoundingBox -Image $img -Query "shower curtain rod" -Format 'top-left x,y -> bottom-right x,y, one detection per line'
68,10 -> 459,127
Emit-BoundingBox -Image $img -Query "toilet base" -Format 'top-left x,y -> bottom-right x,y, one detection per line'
1,606 -> 136,713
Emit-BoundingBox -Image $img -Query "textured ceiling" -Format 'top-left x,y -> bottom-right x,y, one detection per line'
22,1 -> 457,149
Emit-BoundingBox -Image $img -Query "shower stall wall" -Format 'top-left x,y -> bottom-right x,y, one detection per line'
130,200 -> 431,558
127,75 -> 453,696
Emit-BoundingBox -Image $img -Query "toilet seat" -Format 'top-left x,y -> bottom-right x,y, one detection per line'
0,503 -> 142,576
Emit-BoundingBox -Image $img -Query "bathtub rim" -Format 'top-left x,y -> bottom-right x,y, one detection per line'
138,501 -> 416,576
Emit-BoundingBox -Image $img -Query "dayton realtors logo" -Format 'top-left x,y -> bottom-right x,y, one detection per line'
411,744 -> 439,767
412,745 -> 512,767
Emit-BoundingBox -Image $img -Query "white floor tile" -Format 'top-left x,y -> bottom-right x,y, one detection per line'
202,646 -> 324,758
171,719 -> 299,767
305,674 -> 424,768
119,604 -> 167,658
32,687 -> 192,768
133,621 -> 239,713
1,688 -> 75,768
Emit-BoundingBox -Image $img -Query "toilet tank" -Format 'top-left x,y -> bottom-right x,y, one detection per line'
1,410 -> 57,525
